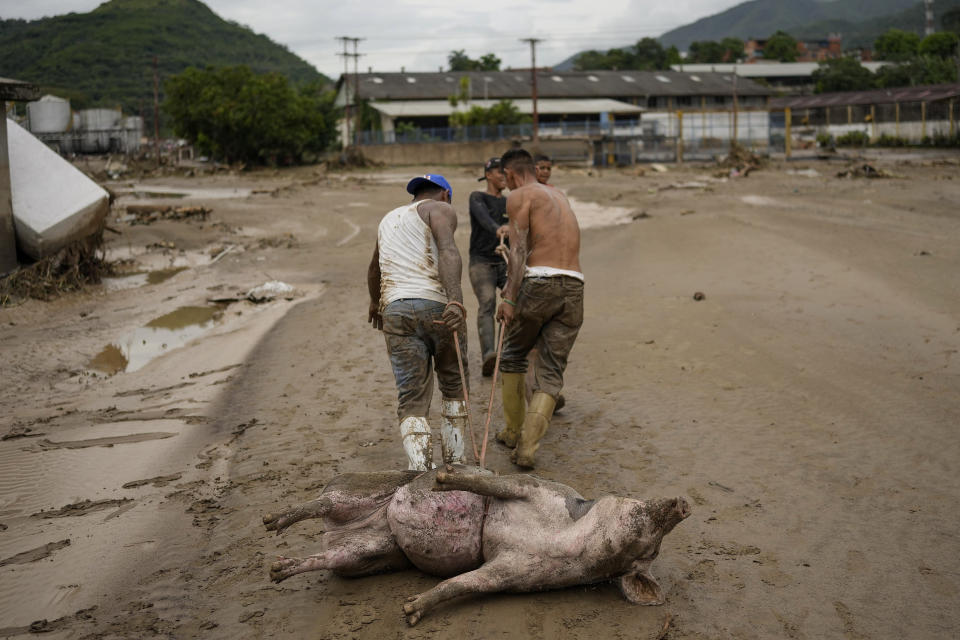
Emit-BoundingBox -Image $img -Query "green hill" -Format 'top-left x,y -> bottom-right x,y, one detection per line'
657,0 -> 919,50
0,0 -> 328,115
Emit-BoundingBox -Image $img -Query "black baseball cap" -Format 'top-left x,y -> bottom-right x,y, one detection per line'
477,157 -> 501,181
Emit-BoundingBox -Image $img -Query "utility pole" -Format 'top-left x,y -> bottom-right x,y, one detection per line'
521,38 -> 542,142
336,37 -> 351,149
351,37 -> 365,147
336,37 -> 364,148
924,0 -> 935,36
152,55 -> 160,167
731,72 -> 739,150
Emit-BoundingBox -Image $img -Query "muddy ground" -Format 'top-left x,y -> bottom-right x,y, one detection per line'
1,152 -> 958,639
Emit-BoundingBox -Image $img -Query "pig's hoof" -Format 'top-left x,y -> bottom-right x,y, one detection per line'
403,598 -> 424,626
263,512 -> 293,535
269,556 -> 299,583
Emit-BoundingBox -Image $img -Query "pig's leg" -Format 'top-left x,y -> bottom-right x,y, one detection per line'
269,530 -> 408,583
263,495 -> 334,534
433,469 -> 534,500
618,561 -> 665,605
264,470 -> 419,534
402,562 -> 515,626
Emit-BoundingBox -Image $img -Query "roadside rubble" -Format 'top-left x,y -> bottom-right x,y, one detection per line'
836,163 -> 895,179
122,205 -> 211,225
716,144 -> 764,178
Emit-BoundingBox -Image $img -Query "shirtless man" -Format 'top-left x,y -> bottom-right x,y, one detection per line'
368,174 -> 468,471
495,149 -> 583,469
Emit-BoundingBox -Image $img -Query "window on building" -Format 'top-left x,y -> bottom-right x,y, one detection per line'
677,96 -> 692,106
647,97 -> 658,108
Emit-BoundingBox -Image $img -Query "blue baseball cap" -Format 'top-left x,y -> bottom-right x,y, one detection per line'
406,173 -> 452,200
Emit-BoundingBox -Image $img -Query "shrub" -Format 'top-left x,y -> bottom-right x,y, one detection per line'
816,132 -> 835,147
836,131 -> 870,147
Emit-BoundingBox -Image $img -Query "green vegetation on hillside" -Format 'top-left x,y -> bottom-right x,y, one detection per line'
659,0 -> 921,50
0,0 -> 327,123
812,28 -> 958,93
574,38 -> 681,70
164,65 -> 339,165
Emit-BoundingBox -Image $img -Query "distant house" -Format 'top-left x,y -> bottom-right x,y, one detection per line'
334,69 -> 771,146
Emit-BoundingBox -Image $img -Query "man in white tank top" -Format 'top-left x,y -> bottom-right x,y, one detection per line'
367,174 -> 469,471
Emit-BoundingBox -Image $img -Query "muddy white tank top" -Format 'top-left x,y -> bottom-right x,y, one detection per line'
378,201 -> 448,309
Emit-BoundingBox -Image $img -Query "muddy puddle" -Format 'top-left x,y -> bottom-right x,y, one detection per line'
101,266 -> 189,292
88,305 -> 223,374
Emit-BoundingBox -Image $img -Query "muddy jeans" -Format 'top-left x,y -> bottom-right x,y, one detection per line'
468,260 -> 508,360
500,276 -> 584,399
382,299 -> 467,420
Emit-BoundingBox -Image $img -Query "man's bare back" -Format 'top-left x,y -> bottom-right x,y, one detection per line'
507,182 -> 581,272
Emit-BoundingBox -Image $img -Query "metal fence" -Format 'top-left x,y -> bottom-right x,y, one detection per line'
769,99 -> 959,154
357,110 -> 772,165
355,118 -> 647,145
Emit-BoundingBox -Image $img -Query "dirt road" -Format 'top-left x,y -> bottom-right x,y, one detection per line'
1,155 -> 958,638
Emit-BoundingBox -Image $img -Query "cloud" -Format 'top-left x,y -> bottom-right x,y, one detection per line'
0,0 -> 747,76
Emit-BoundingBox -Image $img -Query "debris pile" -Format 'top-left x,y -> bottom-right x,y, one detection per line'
716,144 -> 765,178
124,205 -> 211,225
836,164 -> 892,179
0,232 -> 112,306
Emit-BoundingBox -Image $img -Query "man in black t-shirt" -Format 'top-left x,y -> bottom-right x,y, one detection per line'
468,158 -> 509,376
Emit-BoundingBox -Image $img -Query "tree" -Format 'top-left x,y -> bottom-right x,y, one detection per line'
720,37 -> 745,62
573,37 -> 677,70
449,100 -> 529,127
478,53 -> 501,71
688,40 -> 726,63
764,30 -> 798,62
875,56 -> 958,88
812,57 -> 875,93
164,65 -> 339,165
448,50 -> 501,71
874,29 -> 921,61
918,32 -> 960,59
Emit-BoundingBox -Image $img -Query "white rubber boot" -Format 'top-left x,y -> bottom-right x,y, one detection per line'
440,398 -> 467,465
400,416 -> 434,471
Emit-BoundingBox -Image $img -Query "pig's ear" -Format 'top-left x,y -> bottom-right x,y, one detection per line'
618,568 -> 665,605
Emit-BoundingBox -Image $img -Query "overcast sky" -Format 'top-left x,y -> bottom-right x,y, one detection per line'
0,0 -> 744,77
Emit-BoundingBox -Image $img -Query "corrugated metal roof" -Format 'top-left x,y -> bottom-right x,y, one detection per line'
672,62 -> 889,78
0,76 -> 41,101
370,98 -> 644,118
770,84 -> 960,108
341,70 -> 770,102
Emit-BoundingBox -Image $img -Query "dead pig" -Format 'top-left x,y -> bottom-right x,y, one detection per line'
263,466 -> 690,625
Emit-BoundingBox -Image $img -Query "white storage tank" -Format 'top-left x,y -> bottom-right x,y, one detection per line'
27,95 -> 71,133
79,107 -> 121,131
122,116 -> 143,152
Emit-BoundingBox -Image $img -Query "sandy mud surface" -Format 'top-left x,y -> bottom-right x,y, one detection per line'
1,154 -> 958,639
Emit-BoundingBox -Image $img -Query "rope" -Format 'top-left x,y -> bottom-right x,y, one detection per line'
479,320 -> 505,468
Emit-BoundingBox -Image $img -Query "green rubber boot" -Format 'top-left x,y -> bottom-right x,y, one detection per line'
512,392 -> 556,469
496,372 -> 526,448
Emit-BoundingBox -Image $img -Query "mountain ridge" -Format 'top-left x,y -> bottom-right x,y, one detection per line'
0,0 -> 327,115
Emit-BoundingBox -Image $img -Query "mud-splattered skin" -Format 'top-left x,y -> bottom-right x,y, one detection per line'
263,466 -> 690,625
